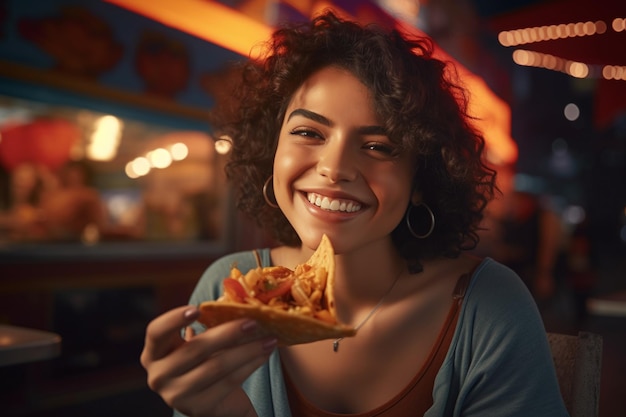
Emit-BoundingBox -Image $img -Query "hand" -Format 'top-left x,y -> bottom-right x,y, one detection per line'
140,305 -> 277,417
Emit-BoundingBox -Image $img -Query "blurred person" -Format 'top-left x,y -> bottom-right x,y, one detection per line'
0,162 -> 48,241
496,191 -> 566,300
39,160 -> 105,242
140,183 -> 198,241
477,164 -> 567,301
564,221 -> 597,324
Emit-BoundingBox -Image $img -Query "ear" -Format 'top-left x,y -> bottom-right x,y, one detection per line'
410,190 -> 422,206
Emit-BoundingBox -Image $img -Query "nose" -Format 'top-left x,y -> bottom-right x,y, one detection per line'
315,139 -> 358,183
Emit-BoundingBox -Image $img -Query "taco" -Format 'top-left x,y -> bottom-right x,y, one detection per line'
198,234 -> 356,345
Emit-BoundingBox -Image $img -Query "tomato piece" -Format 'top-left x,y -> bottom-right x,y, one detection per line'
223,278 -> 249,303
264,266 -> 293,279
256,278 -> 294,304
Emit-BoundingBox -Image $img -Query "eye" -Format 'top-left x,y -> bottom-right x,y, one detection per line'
290,128 -> 324,140
363,141 -> 397,157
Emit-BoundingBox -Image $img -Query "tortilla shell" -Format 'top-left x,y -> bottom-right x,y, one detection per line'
198,234 -> 355,345
199,302 -> 355,345
306,234 -> 337,317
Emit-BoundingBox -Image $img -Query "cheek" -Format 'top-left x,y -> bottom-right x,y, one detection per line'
372,168 -> 413,208
272,142 -> 306,199
273,143 -> 298,178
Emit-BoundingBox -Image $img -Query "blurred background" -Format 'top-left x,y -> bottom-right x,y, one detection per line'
0,0 -> 623,416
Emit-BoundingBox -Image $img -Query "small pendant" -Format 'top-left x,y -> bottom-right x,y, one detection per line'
333,340 -> 339,352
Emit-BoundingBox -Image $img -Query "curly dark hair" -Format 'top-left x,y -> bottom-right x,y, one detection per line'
211,10 -> 497,271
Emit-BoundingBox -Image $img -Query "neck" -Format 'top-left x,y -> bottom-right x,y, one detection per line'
330,239 -> 407,324
335,238 -> 403,289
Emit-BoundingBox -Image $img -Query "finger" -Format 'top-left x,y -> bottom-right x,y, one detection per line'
142,305 -> 200,364
149,320 -> 275,403
162,318 -> 263,377
193,318 -> 265,353
184,325 -> 195,342
192,336 -> 278,392
163,337 -> 276,409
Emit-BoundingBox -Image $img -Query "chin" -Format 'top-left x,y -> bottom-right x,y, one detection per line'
297,231 -> 325,251
298,231 -> 347,256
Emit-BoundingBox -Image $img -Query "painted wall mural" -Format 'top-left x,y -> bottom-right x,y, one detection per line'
18,6 -> 124,79
0,0 -> 244,117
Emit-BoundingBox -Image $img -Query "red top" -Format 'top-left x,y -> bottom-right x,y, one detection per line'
284,272 -> 471,416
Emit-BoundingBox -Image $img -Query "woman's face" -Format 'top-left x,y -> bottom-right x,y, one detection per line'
273,66 -> 415,253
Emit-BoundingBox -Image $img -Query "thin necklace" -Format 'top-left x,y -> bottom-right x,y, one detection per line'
333,270 -> 403,353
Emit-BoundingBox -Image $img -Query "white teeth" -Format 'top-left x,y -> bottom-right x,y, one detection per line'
307,193 -> 361,212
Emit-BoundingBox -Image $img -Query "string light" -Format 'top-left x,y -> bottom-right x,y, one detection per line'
499,16 -> 626,81
612,17 -> 626,32
125,142 -> 190,179
603,65 -> 626,80
214,135 -> 233,155
512,49 -> 626,81
497,15 -> 626,45
498,20 -> 609,47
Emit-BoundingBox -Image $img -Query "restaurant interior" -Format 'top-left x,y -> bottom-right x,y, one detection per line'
0,0 -> 624,416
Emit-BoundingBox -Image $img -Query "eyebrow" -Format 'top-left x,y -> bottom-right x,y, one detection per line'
288,108 -> 330,126
287,108 -> 387,136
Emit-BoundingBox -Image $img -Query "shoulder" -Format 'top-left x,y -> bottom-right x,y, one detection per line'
455,257 -> 550,367
455,257 -> 548,357
435,258 -> 568,415
189,248 -> 271,305
206,249 -> 267,277
465,257 -> 536,316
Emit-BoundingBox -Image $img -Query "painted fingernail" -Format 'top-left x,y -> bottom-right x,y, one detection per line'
183,326 -> 195,341
262,338 -> 278,353
241,320 -> 258,333
183,306 -> 199,320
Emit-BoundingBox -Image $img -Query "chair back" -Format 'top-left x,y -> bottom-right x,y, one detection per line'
547,331 -> 603,417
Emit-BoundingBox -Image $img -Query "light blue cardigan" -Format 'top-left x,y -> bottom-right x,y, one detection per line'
178,252 -> 569,417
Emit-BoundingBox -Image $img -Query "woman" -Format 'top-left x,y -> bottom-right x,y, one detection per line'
141,11 -> 568,417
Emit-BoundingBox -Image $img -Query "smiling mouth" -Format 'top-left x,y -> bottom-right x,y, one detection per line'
306,192 -> 362,213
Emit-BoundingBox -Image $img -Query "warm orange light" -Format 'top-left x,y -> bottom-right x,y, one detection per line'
396,20 -> 518,165
310,1 -> 353,20
104,0 -> 273,58
466,76 -> 517,165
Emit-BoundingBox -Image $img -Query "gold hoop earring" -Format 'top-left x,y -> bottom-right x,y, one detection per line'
406,202 -> 435,239
262,175 -> 279,209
